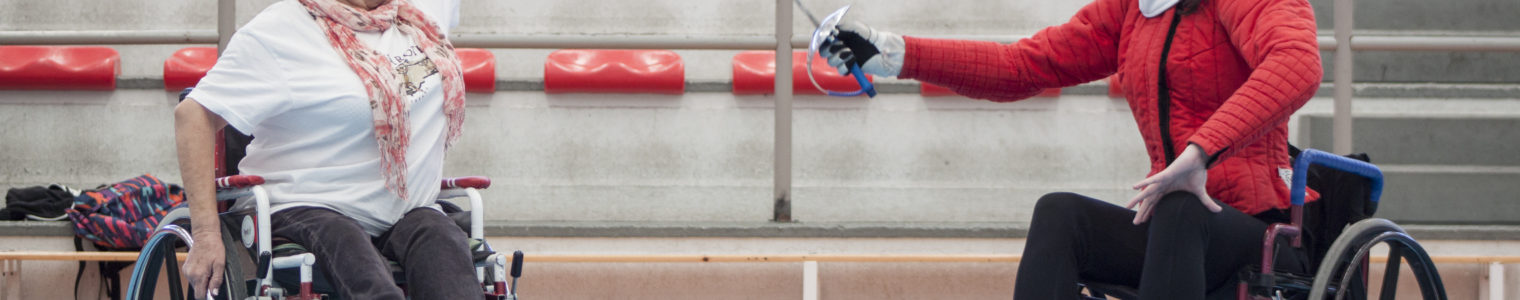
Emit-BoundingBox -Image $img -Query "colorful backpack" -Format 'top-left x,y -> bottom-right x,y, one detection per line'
66,174 -> 186,249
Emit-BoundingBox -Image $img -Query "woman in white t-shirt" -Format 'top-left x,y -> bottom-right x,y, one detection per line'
173,0 -> 472,298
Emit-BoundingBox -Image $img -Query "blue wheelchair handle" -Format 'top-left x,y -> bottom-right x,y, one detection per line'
1290,149 -> 1383,206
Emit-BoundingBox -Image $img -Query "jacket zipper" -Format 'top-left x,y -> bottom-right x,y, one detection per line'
1156,10 -> 1184,166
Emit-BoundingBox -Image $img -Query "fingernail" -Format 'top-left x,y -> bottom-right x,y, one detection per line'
212,288 -> 219,296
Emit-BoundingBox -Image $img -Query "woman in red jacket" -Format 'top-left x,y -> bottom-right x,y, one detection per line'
821,0 -> 1321,298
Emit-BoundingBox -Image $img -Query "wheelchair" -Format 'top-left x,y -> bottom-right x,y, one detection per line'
1081,149 -> 1447,300
124,175 -> 524,300
122,89 -> 525,300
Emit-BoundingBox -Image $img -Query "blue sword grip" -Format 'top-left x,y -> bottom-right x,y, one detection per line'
848,63 -> 877,98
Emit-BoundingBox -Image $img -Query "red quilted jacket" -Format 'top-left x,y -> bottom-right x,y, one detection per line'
899,0 -> 1322,214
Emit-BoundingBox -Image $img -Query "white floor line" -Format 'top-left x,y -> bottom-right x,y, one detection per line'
803,261 -> 819,300
1489,262 -> 1504,300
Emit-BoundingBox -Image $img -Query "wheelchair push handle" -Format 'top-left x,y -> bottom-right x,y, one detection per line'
1290,149 -> 1384,206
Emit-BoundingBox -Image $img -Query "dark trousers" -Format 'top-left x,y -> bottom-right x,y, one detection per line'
1013,192 -> 1304,300
270,206 -> 478,300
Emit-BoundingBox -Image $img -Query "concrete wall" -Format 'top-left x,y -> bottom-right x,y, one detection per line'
3,1 -> 1520,299
6,94 -> 1516,225
0,90 -> 1145,223
2,0 -> 1518,224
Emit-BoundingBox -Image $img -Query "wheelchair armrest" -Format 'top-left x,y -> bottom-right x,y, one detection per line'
213,175 -> 266,204
443,176 -> 491,190
440,176 -> 490,239
216,175 -> 266,190
209,178 -> 277,289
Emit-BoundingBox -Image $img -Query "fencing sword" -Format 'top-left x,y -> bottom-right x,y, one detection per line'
793,1 -> 878,97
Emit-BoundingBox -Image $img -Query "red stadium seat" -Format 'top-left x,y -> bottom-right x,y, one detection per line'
0,46 -> 119,90
455,48 -> 496,93
731,50 -> 873,95
543,49 -> 684,94
163,47 -> 217,91
919,83 -> 1060,98
163,47 -> 494,92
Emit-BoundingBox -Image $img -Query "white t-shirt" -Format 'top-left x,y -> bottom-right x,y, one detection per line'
190,0 -> 461,236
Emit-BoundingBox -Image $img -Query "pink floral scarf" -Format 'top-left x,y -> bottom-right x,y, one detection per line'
298,0 -> 466,200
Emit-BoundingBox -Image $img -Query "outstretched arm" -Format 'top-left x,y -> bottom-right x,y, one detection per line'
898,0 -> 1128,102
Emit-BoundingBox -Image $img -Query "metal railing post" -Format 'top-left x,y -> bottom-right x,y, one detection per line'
1332,0 -> 1354,154
773,0 -> 794,222
217,0 -> 235,54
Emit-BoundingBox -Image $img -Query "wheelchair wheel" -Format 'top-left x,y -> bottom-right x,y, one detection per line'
124,206 -> 249,300
212,216 -> 251,300
1308,218 -> 1446,300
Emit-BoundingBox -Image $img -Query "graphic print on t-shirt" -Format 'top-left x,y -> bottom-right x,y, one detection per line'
391,45 -> 439,99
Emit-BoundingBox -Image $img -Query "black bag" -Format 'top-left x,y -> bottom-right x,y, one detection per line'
1,184 -> 76,221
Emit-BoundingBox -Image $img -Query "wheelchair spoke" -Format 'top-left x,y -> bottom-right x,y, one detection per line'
162,239 -> 185,300
1392,240 -> 1448,300
1379,247 -> 1401,300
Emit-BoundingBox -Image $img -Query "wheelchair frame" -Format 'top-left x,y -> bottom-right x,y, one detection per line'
124,175 -> 522,300
1083,149 -> 1448,300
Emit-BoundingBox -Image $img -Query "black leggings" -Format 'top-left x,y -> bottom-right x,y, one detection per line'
1013,192 -> 1303,299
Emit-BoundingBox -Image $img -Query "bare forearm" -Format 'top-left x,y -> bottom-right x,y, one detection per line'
174,98 -> 227,237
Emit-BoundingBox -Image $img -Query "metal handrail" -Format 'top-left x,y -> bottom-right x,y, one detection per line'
452,34 -> 782,50
0,30 -> 218,45
1316,35 -> 1520,52
8,30 -> 1520,52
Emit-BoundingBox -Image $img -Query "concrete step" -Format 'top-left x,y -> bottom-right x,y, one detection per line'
1309,0 -> 1520,32
1299,113 -> 1520,224
1322,49 -> 1520,84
